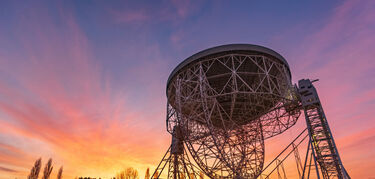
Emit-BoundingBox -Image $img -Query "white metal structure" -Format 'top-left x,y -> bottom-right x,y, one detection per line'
152,44 -> 349,179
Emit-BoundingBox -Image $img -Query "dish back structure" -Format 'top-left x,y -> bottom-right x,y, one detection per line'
152,44 -> 350,179
166,44 -> 300,178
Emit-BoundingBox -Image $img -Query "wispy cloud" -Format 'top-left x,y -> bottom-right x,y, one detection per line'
109,0 -> 204,25
0,0 -> 374,178
282,0 -> 375,177
0,2 -> 168,178
170,0 -> 193,18
0,166 -> 18,173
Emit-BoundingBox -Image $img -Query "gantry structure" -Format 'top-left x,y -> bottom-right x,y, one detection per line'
151,44 -> 350,179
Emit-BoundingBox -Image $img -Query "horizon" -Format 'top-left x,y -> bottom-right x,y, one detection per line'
0,0 -> 374,178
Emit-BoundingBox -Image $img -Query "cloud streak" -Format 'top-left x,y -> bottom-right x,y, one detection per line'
279,0 -> 375,177
0,166 -> 18,173
0,0 -> 374,178
0,2 -> 168,178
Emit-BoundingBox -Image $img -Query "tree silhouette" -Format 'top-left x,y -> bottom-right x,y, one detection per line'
42,158 -> 53,179
57,166 -> 63,179
116,167 -> 139,179
27,158 -> 63,179
199,172 -> 204,179
28,158 -> 41,179
144,168 -> 150,179
152,171 -> 159,179
179,173 -> 185,179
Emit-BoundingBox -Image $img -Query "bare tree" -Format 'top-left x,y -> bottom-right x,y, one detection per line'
144,168 -> 150,179
28,158 -> 42,179
199,172 -> 204,179
116,167 -> 139,179
179,173 -> 185,179
125,167 -> 139,179
189,173 -> 195,179
57,166 -> 63,179
152,171 -> 159,179
42,158 -> 53,179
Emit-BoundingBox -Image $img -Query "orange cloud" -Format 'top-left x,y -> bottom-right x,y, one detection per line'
0,0 -> 374,178
0,2 -> 168,178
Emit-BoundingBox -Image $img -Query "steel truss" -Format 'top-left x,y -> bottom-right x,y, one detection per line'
297,79 -> 350,179
164,53 -> 301,178
257,79 -> 350,179
153,49 -> 349,178
258,128 -> 309,179
152,126 -> 200,179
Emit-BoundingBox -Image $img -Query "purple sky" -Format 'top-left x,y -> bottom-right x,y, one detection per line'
0,0 -> 374,178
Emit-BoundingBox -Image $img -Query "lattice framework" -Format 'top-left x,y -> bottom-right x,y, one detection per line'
166,52 -> 301,178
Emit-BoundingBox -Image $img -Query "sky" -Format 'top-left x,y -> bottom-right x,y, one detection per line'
0,0 -> 374,178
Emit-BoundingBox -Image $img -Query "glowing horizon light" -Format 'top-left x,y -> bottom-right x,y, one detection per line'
0,0 -> 374,178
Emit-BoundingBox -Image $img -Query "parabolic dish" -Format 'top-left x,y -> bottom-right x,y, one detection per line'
165,44 -> 301,178
167,44 -> 299,134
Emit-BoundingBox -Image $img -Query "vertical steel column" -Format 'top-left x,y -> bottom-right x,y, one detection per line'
297,79 -> 350,179
151,125 -> 199,179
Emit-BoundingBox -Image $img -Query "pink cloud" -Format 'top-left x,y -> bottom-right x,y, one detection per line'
292,0 -> 375,76
109,0 -> 202,25
171,0 -> 192,18
0,3 -> 168,178
0,0 -> 373,178
283,0 -> 375,177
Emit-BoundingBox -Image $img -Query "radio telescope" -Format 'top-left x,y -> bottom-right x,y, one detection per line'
152,44 -> 350,179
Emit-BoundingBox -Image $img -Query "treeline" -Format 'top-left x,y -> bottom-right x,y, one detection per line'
27,158 -> 205,179
113,167 -> 205,179
76,167 -> 205,179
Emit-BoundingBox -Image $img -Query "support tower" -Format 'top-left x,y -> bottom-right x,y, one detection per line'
298,79 -> 350,179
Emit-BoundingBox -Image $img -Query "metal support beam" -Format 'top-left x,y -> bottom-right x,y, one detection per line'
297,79 -> 350,179
151,126 -> 200,179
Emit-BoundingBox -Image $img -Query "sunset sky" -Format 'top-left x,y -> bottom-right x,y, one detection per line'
0,0 -> 374,178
